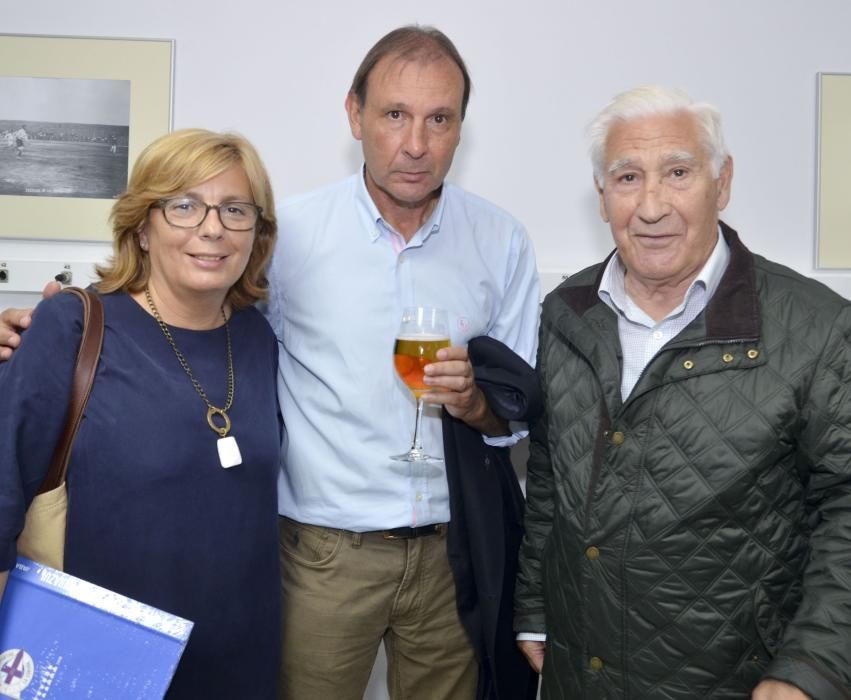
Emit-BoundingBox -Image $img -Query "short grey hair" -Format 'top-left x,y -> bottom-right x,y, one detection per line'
587,85 -> 729,188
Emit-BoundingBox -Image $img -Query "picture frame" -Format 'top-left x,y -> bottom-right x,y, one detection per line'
0,34 -> 173,242
815,72 -> 851,269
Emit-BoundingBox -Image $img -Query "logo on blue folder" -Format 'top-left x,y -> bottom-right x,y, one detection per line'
0,648 -> 34,698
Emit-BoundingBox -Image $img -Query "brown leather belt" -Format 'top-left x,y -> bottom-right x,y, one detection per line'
381,524 -> 446,540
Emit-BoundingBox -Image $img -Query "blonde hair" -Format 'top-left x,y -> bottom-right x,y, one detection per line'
96,128 -> 277,308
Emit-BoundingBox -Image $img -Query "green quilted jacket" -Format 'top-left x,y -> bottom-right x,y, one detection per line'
515,225 -> 851,699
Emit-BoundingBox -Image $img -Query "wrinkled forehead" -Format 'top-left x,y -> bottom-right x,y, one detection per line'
367,51 -> 464,102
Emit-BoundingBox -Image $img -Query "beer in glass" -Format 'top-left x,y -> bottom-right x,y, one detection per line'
391,307 -> 450,462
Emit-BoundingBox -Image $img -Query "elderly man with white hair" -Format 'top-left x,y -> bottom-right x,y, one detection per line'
514,85 -> 851,699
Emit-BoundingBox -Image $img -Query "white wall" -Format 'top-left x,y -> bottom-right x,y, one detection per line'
3,0 -> 851,310
2,1 -> 850,696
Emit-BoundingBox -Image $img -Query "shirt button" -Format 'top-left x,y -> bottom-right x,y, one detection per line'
590,656 -> 604,671
683,359 -> 695,370
610,431 -> 625,445
652,330 -> 663,340
747,349 -> 759,359
722,353 -> 734,363
415,492 -> 423,502
585,546 -> 600,560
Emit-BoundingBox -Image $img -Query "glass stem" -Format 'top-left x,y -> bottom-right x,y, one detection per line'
410,397 -> 426,453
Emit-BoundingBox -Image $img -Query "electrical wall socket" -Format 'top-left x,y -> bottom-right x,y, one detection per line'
0,260 -> 98,293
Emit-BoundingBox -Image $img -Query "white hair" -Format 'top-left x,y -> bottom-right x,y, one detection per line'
587,85 -> 729,188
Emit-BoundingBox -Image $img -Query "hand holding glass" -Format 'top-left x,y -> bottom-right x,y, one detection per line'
391,307 -> 450,462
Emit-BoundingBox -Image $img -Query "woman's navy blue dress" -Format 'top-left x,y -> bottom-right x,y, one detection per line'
0,291 -> 282,698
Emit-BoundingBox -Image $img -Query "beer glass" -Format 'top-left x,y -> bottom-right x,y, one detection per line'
391,307 -> 450,462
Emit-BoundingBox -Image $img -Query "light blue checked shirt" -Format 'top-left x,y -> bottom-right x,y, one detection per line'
598,230 -> 730,400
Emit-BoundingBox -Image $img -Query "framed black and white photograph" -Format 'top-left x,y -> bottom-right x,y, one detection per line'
816,72 -> 851,269
0,76 -> 131,199
0,34 -> 173,242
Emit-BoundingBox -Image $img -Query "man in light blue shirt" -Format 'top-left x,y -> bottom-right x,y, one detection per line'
270,26 -> 539,700
270,170 -> 538,532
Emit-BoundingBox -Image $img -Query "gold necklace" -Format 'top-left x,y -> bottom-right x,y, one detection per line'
144,287 -> 242,468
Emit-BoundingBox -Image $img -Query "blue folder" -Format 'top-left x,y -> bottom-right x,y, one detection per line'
0,557 -> 192,699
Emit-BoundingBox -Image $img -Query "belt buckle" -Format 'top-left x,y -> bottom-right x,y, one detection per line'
383,528 -> 409,540
382,525 -> 442,540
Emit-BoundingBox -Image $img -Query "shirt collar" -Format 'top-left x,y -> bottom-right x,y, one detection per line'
598,226 -> 731,322
354,164 -> 446,246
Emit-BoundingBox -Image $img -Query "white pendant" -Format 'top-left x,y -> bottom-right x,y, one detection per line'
217,435 -> 242,468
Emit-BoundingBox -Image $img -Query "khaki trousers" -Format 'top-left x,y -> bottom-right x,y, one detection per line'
278,517 -> 477,700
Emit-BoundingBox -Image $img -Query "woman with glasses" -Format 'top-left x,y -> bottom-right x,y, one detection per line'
0,129 -> 281,698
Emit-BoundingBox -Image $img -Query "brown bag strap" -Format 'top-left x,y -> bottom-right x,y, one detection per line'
38,287 -> 105,494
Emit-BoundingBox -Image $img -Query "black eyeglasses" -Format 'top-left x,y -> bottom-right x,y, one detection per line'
155,197 -> 262,231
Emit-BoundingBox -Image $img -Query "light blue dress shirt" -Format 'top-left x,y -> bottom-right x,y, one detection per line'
266,170 -> 540,531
